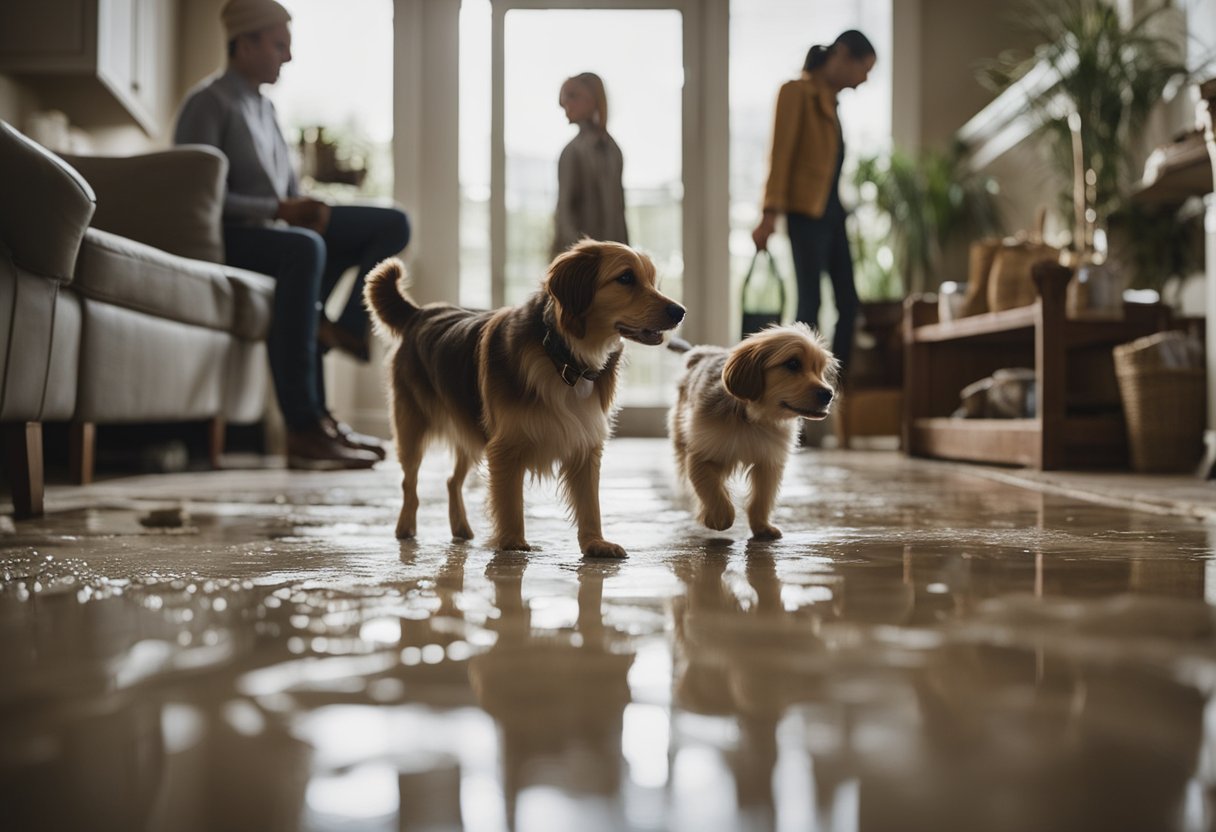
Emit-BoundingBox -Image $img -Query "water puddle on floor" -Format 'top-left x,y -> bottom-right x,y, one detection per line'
3,449 -> 1216,831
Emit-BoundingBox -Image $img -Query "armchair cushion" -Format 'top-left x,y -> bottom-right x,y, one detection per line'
76,302 -> 228,423
225,267 -> 275,340
0,120 -> 95,282
74,228 -> 235,333
60,145 -> 227,264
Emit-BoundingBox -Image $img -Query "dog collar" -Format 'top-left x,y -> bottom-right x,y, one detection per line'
542,328 -> 602,387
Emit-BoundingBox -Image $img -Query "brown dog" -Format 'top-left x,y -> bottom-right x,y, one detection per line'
669,324 -> 837,540
364,240 -> 685,557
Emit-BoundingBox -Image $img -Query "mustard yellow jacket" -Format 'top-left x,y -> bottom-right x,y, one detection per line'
761,72 -> 840,219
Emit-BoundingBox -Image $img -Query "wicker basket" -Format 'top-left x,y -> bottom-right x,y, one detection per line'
986,207 -> 1060,313
1113,333 -> 1206,472
960,238 -> 1000,317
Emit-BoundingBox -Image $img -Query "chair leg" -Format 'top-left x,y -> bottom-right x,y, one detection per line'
208,416 -> 226,469
3,422 -> 44,519
70,422 -> 95,485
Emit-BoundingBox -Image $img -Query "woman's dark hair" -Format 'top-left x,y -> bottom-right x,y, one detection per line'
804,30 -> 876,73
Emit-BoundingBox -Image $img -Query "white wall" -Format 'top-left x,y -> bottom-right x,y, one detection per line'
176,0 -> 227,105
891,0 -> 1040,153
916,0 -> 1040,150
1189,0 -> 1216,57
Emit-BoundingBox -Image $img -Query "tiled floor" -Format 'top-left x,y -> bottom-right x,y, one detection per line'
3,440 -> 1216,831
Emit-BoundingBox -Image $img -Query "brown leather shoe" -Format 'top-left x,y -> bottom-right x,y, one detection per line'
322,414 -> 388,460
286,423 -> 380,470
318,317 -> 370,362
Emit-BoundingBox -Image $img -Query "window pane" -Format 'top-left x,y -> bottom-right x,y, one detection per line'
266,0 -> 395,200
502,9 -> 684,406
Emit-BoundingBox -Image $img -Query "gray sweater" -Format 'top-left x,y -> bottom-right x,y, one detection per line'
173,68 -> 298,225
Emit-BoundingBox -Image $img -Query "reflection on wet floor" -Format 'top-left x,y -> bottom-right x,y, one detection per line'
2,440 -> 1216,831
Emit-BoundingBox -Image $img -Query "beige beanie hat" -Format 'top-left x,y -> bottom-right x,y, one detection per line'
221,0 -> 292,40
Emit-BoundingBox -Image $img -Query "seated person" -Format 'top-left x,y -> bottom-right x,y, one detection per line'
174,0 -> 410,470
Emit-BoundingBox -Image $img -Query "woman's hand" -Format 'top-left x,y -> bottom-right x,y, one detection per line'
751,212 -> 777,251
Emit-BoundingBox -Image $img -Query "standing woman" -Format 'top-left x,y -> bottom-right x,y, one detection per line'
552,72 -> 629,258
752,30 -> 876,378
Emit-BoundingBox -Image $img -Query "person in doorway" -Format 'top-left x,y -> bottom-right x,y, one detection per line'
552,72 -> 628,258
751,30 -> 876,379
174,0 -> 409,469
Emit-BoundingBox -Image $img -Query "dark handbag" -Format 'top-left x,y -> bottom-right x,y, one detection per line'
740,250 -> 787,338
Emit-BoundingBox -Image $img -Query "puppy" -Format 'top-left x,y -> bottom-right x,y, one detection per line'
364,239 -> 685,557
669,324 -> 837,540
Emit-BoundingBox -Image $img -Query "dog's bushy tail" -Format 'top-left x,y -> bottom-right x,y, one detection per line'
363,257 -> 418,336
667,336 -> 693,354
683,345 -> 719,369
668,336 -> 720,370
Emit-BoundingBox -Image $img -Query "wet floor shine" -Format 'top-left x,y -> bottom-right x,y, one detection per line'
3,440 -> 1216,832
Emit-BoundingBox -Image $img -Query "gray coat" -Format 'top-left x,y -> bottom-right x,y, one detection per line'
552,123 -> 628,257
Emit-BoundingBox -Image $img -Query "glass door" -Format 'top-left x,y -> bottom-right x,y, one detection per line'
489,1 -> 690,420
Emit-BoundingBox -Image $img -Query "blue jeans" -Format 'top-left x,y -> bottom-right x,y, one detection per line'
787,208 -> 859,377
319,205 -> 411,341
223,205 -> 410,428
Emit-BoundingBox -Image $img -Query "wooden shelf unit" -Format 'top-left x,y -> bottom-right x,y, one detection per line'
903,263 -> 1171,470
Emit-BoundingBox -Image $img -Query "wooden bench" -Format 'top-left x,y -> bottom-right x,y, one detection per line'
903,262 -> 1171,469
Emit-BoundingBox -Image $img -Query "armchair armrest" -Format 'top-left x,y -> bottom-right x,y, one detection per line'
0,120 -> 96,282
60,145 -> 229,265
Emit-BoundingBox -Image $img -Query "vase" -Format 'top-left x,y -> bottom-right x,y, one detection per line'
1066,255 -> 1125,320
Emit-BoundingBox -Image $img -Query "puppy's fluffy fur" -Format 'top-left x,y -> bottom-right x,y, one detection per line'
364,240 -> 684,557
669,324 -> 838,539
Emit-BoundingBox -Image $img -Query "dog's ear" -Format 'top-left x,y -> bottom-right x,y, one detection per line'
807,326 -> 841,387
546,242 -> 600,339
823,351 -> 843,388
722,339 -> 767,401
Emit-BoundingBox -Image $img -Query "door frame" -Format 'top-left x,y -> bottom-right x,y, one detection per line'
488,0 -> 730,356
379,0 -> 729,437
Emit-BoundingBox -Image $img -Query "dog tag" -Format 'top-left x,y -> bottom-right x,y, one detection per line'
574,377 -> 594,399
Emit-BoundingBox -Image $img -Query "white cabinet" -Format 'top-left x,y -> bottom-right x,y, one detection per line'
0,0 -> 176,137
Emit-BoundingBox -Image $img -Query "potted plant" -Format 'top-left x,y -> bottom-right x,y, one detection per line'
851,144 -> 1002,296
979,0 -> 1191,251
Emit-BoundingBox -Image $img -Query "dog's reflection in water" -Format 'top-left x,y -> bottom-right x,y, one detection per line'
469,555 -> 634,823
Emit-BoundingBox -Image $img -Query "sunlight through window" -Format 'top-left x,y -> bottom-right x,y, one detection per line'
265,0 -> 394,200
